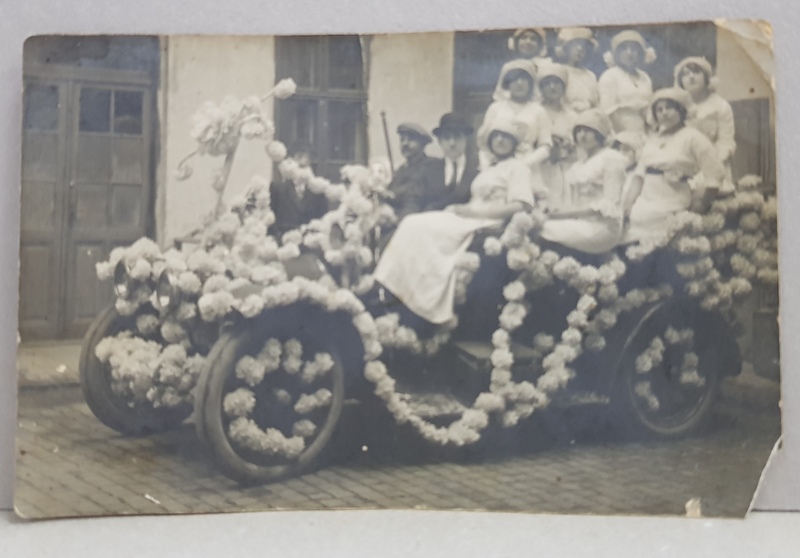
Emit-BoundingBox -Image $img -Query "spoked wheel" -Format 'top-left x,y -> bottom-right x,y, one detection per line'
196,316 -> 346,485
612,300 -> 739,439
80,304 -> 192,435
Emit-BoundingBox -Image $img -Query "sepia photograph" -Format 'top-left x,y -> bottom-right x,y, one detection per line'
16,20 -> 780,519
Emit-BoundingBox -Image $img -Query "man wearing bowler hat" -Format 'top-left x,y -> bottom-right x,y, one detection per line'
418,112 -> 479,212
387,122 -> 432,221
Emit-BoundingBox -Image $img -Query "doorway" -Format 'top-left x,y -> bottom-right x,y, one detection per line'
20,40 -> 158,340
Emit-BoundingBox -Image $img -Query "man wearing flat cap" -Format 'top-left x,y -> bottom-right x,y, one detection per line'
418,113 -> 479,212
387,122 -> 432,221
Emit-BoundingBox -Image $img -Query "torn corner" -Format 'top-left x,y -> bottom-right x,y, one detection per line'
714,19 -> 776,94
746,435 -> 783,516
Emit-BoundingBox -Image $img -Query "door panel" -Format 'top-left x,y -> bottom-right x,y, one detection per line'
19,80 -> 67,339
64,82 -> 153,337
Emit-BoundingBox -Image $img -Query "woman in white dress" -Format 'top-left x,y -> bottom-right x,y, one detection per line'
492,28 -> 550,102
598,30 -> 656,134
622,88 -> 726,242
554,27 -> 600,113
539,109 -> 629,254
479,61 -> 552,189
373,120 -> 535,326
537,62 -> 578,210
674,56 -> 737,194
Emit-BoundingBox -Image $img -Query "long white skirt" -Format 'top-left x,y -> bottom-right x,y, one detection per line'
624,174 -> 692,243
539,216 -> 623,254
373,211 -> 500,324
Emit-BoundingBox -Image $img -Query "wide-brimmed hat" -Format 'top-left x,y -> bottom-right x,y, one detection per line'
536,62 -> 569,88
650,87 -> 693,114
604,30 -> 657,67
397,122 -> 432,144
483,119 -> 527,150
572,108 -> 613,141
556,27 -> 598,51
610,130 -> 646,152
499,59 -> 537,88
507,28 -> 548,55
432,113 -> 474,137
673,56 -> 718,91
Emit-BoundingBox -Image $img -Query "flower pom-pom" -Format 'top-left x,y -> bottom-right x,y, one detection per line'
273,78 -> 297,100
483,236 -> 503,257
603,51 -> 615,67
644,46 -> 657,65
266,140 -> 288,163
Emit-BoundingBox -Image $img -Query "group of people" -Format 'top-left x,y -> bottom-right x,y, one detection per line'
373,27 -> 738,328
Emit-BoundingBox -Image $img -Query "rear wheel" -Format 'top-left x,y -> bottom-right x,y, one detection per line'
195,314 -> 346,484
611,300 -> 739,439
80,305 -> 192,435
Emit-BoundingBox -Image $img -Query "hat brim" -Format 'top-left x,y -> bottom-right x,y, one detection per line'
432,125 -> 474,137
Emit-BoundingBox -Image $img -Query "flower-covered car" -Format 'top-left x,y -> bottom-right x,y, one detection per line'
80,82 -> 779,485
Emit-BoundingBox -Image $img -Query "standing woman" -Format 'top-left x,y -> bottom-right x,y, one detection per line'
554,27 -> 600,113
598,30 -> 656,134
537,62 -> 577,209
479,61 -> 552,191
492,28 -> 550,102
623,88 -> 726,243
539,109 -> 629,254
373,120 -> 535,327
674,56 -> 737,194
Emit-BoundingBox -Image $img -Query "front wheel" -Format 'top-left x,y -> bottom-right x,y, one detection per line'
80,304 -> 192,435
195,315 -> 346,485
610,300 -> 739,439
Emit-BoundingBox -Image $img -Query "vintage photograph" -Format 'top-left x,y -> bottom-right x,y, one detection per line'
16,20 -> 779,519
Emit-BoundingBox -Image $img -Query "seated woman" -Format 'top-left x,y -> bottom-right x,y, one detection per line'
554,27 -> 600,113
622,87 -> 725,243
538,62 -> 578,210
539,109 -> 629,255
674,56 -> 737,195
492,28 -> 550,102
373,120 -> 535,327
598,30 -> 656,134
479,61 -> 552,187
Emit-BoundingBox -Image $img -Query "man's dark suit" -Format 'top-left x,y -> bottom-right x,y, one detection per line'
268,179 -> 329,238
386,152 -> 431,221
416,156 -> 479,212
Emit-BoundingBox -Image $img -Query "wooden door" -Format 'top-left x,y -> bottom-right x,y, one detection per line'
19,67 -> 154,339
19,79 -> 70,339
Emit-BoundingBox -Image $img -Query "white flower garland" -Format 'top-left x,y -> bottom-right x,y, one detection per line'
223,337 -> 335,457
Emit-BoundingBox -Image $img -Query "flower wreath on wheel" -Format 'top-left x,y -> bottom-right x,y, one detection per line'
91,78 -> 779,453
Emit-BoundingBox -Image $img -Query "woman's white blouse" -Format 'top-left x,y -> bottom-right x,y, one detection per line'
598,66 -> 653,132
634,125 -> 726,188
482,99 -> 553,151
564,65 -> 600,113
689,92 -> 736,162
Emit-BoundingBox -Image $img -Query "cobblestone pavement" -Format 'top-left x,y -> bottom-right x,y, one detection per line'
14,384 -> 779,520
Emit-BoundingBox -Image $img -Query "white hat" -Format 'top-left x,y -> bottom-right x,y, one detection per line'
674,56 -> 718,91
536,61 -> 569,87
555,27 -> 598,59
604,29 -> 657,67
572,108 -> 612,141
507,28 -> 548,56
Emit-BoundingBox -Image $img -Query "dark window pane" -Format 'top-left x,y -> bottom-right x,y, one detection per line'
276,37 -> 317,88
276,98 -> 318,153
79,88 -> 111,132
327,36 -> 363,90
23,84 -> 59,131
327,101 -> 365,162
113,90 -> 143,135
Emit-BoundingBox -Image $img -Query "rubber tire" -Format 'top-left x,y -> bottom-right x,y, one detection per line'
195,321 -> 346,485
80,304 -> 192,435
610,302 -> 734,440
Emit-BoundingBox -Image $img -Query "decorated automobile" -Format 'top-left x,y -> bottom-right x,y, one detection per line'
79,80 -> 779,485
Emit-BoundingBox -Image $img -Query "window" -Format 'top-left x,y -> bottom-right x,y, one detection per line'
275,35 -> 368,180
